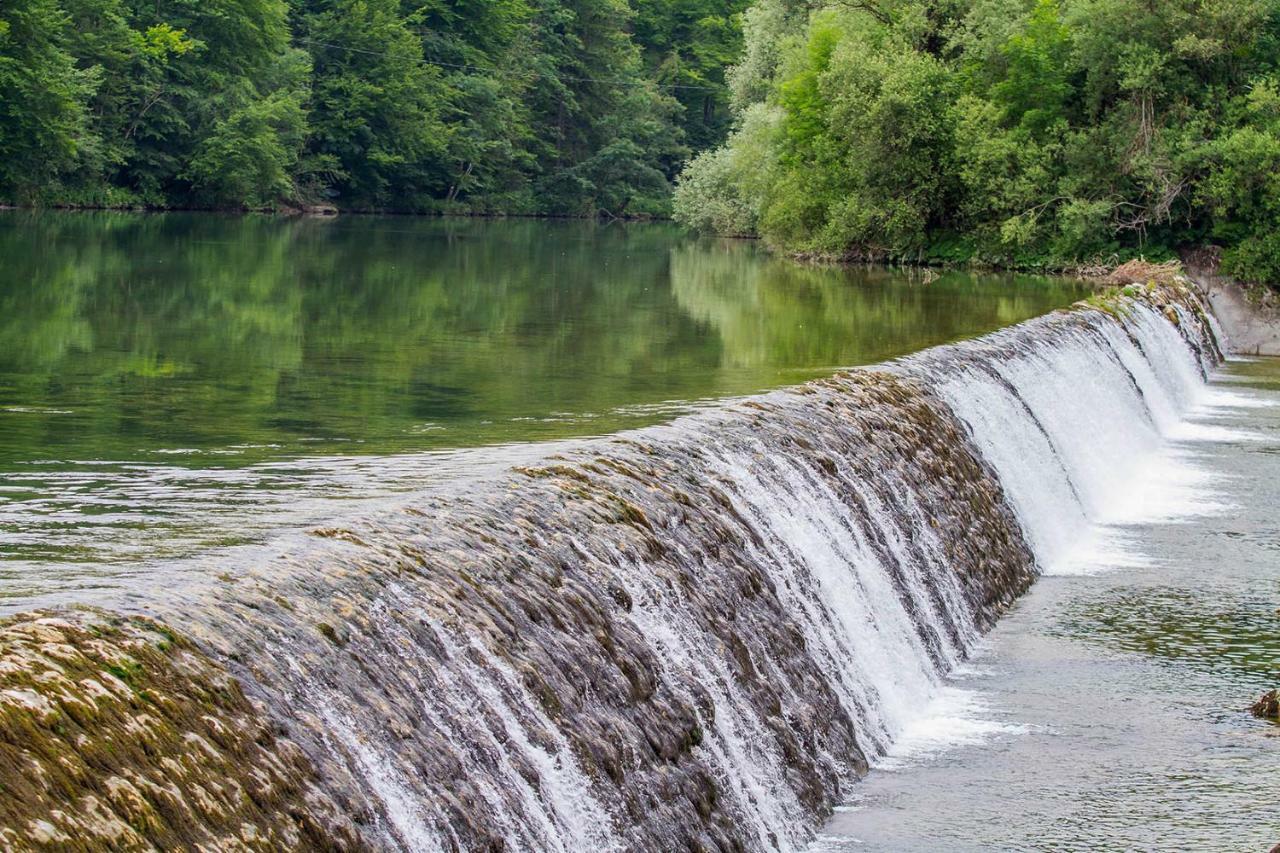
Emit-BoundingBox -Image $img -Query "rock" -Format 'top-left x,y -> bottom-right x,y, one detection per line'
1249,689 -> 1279,720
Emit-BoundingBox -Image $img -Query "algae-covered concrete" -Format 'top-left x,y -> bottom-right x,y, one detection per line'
0,611 -> 361,851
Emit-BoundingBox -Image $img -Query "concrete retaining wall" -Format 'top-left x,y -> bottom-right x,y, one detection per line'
1185,264 -> 1280,356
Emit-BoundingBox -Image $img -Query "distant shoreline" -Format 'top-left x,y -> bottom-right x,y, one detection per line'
0,201 -> 676,223
15,205 -> 1275,300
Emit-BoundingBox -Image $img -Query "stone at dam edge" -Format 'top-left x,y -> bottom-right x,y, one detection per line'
1250,689 -> 1279,720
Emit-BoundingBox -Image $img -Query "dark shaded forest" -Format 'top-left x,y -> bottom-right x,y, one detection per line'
0,0 -> 746,214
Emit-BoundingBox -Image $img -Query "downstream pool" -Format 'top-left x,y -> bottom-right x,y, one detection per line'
814,356 -> 1280,852
0,212 -> 1083,600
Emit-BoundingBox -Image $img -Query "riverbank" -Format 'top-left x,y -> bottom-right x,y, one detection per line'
14,200 -> 1280,305
0,200 -> 672,221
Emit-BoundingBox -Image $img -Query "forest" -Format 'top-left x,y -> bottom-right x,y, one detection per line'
6,0 -> 1280,281
674,0 -> 1280,281
0,0 -> 746,215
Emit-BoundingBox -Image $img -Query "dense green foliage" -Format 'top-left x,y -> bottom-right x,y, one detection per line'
0,0 -> 747,213
674,0 -> 1280,282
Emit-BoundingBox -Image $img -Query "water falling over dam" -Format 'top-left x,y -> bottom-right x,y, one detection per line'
0,284 -> 1220,851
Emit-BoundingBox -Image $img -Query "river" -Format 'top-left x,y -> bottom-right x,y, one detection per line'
815,356 -> 1280,851
0,212 -> 1272,852
0,211 -> 1081,604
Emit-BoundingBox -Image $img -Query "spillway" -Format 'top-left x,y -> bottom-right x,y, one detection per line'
0,283 -> 1219,851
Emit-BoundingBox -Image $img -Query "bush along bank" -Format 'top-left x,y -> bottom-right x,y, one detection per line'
673,0 -> 1280,289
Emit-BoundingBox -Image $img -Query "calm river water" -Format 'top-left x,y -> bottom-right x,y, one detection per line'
0,212 -> 1083,600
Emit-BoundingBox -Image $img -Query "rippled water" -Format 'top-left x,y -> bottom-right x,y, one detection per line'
0,212 -> 1083,599
815,357 -> 1280,852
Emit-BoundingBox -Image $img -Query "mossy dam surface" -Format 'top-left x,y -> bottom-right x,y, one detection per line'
1,220 -> 1276,852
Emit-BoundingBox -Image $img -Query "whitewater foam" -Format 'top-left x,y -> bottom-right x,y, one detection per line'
0,285 -> 1223,852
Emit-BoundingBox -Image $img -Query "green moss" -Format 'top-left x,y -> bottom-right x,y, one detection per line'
1079,287 -> 1134,318
106,659 -> 144,684
0,609 -> 360,849
316,622 -> 346,647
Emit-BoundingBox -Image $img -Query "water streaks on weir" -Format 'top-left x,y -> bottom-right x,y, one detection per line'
0,284 -> 1219,851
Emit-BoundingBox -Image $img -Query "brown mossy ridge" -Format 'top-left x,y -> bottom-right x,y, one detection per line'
1075,265 -> 1203,320
0,610 -> 363,852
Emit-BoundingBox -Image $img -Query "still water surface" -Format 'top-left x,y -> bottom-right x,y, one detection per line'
0,212 -> 1083,598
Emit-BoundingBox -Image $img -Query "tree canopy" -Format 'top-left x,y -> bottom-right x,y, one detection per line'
674,0 -> 1280,283
9,0 -> 1280,282
0,0 -> 749,214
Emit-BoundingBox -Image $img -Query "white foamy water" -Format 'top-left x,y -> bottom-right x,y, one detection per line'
36,290 -> 1218,853
705,438 -> 978,762
810,299 -> 1234,790
870,680 -> 1029,771
932,302 -> 1219,576
814,351 -> 1280,852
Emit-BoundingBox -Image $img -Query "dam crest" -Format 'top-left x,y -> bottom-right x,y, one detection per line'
0,283 -> 1219,851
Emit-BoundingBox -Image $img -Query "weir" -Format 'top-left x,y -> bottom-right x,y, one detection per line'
0,284 -> 1220,851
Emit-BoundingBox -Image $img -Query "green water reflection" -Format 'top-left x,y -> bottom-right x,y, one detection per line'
0,212 -> 1084,466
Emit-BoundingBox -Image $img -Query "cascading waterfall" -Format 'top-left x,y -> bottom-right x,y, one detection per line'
0,285 -> 1219,851
906,297 -> 1218,574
